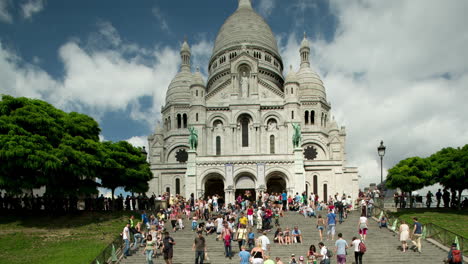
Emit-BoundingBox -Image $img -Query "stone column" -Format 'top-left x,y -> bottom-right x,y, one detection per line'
184,150 -> 197,199
293,147 -> 305,194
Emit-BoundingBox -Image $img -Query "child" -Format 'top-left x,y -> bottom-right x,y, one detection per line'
274,208 -> 280,227
191,215 -> 198,231
247,228 -> 255,250
177,215 -> 184,230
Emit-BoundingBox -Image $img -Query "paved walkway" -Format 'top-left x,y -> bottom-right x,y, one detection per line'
120,209 -> 448,263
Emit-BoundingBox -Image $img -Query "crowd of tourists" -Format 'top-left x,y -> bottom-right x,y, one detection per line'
119,190 -> 375,264
0,192 -> 170,212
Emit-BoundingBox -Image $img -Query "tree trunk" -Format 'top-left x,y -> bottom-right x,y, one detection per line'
111,188 -> 115,211
458,189 -> 463,211
409,193 -> 413,208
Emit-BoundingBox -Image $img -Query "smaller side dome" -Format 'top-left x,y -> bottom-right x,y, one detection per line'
300,32 -> 310,50
328,117 -> 339,132
285,65 -> 298,84
181,39 -> 191,53
191,67 -> 205,87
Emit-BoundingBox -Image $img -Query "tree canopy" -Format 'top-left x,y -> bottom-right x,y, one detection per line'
386,144 -> 468,209
0,95 -> 152,200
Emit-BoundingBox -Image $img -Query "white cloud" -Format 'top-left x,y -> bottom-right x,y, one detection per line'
257,0 -> 276,17
152,6 -> 170,33
280,0 -> 468,188
21,0 -> 45,20
0,0 -> 12,23
126,135 -> 149,151
0,21 -> 185,129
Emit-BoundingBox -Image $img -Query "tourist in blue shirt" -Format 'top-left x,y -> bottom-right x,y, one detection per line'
282,191 -> 287,210
238,246 -> 251,264
292,226 -> 303,243
327,210 -> 337,240
335,233 -> 349,264
411,217 -> 423,253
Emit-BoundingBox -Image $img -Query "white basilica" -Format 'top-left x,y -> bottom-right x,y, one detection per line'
147,0 -> 359,204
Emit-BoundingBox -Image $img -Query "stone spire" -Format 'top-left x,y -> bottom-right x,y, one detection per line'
180,39 -> 191,72
300,32 -> 311,68
238,0 -> 252,9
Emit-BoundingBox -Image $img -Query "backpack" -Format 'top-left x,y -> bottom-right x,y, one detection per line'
359,241 -> 367,253
326,248 -> 333,258
452,249 -> 462,263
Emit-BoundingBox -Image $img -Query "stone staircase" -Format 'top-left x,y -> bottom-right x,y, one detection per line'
120,210 -> 449,264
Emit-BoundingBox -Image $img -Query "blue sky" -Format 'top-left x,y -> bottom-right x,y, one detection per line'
1,0 -> 468,191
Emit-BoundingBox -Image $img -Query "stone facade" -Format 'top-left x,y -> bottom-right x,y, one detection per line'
147,0 -> 358,204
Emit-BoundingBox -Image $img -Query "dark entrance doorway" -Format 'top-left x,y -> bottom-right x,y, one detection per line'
267,175 -> 286,194
235,189 -> 256,202
204,175 -> 224,200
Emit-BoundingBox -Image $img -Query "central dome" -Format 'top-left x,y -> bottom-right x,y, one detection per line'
211,0 -> 280,59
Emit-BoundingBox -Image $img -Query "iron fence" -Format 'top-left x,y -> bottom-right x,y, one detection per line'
90,235 -> 122,264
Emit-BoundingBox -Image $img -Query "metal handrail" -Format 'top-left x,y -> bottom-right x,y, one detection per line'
90,235 -> 122,264
372,206 -> 467,255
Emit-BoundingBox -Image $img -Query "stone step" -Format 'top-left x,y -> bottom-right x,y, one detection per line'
120,210 -> 450,264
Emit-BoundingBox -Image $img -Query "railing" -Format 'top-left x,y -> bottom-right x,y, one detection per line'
90,235 -> 122,264
372,206 -> 467,256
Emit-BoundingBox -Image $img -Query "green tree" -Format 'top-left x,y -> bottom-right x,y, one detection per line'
430,145 -> 468,210
386,157 -> 433,208
99,141 -> 152,206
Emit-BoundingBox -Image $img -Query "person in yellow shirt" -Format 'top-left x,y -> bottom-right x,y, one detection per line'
239,212 -> 248,227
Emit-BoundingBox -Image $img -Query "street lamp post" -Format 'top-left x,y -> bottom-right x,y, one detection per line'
141,146 -> 148,161
377,141 -> 386,186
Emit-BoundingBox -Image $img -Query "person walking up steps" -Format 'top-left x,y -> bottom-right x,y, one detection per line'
193,231 -> 206,264
316,215 -> 325,241
411,217 -> 422,253
326,209 -> 337,240
316,242 -> 330,264
399,220 -> 410,252
358,213 -> 368,241
238,246 -> 251,264
335,233 -> 349,264
351,236 -> 364,264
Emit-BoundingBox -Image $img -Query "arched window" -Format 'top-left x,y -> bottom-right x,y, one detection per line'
321,113 -> 324,126
305,111 -> 309,125
196,90 -> 198,96
324,114 -> 327,127
168,117 -> 171,130
216,136 -> 221,156
291,111 -> 294,119
270,135 -> 275,154
183,114 -> 187,128
311,110 -> 315,125
291,87 -> 293,94
196,113 -> 199,122
166,187 -> 170,194
313,175 -> 318,194
323,184 -> 328,203
241,117 -> 249,147
177,114 -> 182,129
175,179 -> 180,195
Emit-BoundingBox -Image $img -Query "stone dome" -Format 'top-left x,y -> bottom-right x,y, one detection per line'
165,71 -> 193,104
297,66 -> 326,99
191,68 -> 205,87
284,66 -> 298,84
211,0 -> 280,59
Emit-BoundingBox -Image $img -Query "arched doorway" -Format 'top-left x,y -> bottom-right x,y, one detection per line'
203,174 -> 225,200
235,173 -> 256,202
266,172 -> 287,194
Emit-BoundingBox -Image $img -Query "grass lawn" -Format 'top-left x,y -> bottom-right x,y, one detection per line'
391,209 -> 468,238
0,211 -> 137,264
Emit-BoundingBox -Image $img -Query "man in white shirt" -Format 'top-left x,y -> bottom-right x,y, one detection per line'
317,242 -> 330,264
122,223 -> 131,257
258,231 -> 270,252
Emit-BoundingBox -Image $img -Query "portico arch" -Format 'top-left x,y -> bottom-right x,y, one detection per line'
202,173 -> 225,199
266,171 -> 288,194
234,172 -> 256,201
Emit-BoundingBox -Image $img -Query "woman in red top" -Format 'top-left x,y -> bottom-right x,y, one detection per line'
247,206 -> 254,226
